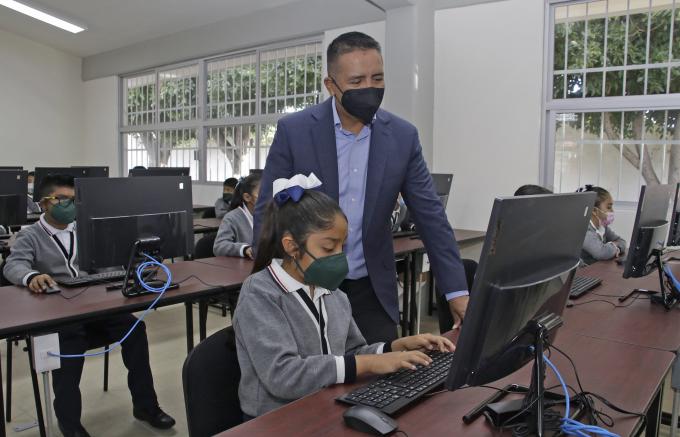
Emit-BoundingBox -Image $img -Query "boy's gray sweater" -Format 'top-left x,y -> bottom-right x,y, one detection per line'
234,264 -> 385,417
3,220 -> 83,285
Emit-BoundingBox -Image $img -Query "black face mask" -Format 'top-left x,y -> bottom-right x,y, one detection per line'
332,77 -> 384,125
223,193 -> 233,203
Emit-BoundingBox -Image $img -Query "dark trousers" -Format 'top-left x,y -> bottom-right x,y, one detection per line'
52,314 -> 158,431
340,277 -> 398,345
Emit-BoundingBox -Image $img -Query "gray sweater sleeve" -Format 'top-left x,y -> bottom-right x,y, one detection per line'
234,289 -> 339,400
582,228 -> 619,261
213,215 -> 248,257
605,227 -> 627,254
3,231 -> 39,286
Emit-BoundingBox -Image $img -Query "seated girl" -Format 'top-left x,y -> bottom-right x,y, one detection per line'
233,173 -> 454,418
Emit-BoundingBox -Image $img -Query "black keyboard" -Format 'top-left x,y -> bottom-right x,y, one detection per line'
57,270 -> 127,287
337,350 -> 454,415
569,275 -> 602,299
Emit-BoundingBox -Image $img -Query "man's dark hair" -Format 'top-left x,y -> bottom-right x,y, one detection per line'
28,171 -> 35,177
327,31 -> 382,74
38,174 -> 75,200
224,177 -> 239,189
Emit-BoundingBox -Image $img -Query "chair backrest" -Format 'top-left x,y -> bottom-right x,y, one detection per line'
183,326 -> 242,437
194,232 -> 217,259
202,208 -> 217,219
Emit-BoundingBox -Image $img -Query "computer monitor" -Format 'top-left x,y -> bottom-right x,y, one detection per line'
667,183 -> 680,246
70,166 -> 109,177
0,170 -> 28,227
0,166 -> 23,170
622,184 -> 675,279
431,173 -> 453,208
444,192 -> 596,432
75,176 -> 194,296
128,167 -> 190,177
33,167 -> 109,202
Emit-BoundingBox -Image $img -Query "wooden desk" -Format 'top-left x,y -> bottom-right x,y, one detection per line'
217,330 -> 673,437
193,217 -> 222,234
0,259 -> 246,437
563,260 -> 680,353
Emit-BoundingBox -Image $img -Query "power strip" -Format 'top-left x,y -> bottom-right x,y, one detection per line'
31,334 -> 61,373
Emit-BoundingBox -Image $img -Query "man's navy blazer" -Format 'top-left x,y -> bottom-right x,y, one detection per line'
253,98 -> 467,323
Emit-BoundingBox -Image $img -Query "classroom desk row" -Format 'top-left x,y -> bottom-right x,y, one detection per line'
0,231 -> 464,437
216,259 -> 680,437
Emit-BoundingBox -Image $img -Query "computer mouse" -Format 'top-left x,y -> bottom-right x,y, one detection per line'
343,405 -> 398,436
44,284 -> 61,294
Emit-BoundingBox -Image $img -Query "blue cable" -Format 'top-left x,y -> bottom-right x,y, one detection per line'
543,354 -> 619,437
47,253 -> 171,359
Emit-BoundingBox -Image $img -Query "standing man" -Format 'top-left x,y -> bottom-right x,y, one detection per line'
253,32 -> 468,344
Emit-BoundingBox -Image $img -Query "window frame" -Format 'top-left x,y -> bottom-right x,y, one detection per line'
541,0 -> 680,204
118,35 -> 323,184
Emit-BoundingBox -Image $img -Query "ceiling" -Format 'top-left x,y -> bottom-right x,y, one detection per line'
0,0 -> 303,57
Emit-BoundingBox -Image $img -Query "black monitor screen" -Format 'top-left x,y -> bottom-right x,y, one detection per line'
83,212 -> 189,271
129,167 -> 190,177
445,192 -> 595,390
75,176 -> 193,271
33,167 -> 109,202
0,170 -> 28,226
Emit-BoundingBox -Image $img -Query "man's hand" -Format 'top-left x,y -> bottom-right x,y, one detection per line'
391,333 -> 455,353
245,247 -> 254,259
448,295 -> 469,330
28,274 -> 56,294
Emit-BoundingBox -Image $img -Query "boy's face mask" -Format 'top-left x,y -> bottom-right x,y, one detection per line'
47,198 -> 76,225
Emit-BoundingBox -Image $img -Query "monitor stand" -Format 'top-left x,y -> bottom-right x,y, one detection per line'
462,314 -> 586,437
633,249 -> 680,310
120,237 -> 179,298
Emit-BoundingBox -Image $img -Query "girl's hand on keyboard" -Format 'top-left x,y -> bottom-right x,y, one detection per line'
391,334 -> 455,353
358,351 -> 433,374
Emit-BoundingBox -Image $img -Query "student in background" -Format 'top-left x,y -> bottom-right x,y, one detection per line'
27,171 -> 41,213
215,177 -> 239,219
578,184 -> 626,265
234,174 -> 453,419
3,174 -> 175,437
213,173 -> 261,258
514,184 -> 552,196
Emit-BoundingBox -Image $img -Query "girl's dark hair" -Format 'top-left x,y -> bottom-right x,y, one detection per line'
514,184 -> 552,196
252,190 -> 346,273
229,173 -> 262,211
577,184 -> 611,208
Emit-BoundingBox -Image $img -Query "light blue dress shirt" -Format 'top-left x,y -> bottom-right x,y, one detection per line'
333,97 -> 371,280
333,97 -> 468,300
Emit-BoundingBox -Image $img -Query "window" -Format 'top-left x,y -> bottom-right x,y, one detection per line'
119,39 -> 323,182
545,0 -> 680,199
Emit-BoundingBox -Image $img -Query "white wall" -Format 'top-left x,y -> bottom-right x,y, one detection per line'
433,0 -> 637,239
83,76 -> 119,175
0,29 -> 84,168
433,0 -> 545,231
